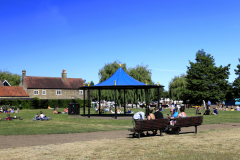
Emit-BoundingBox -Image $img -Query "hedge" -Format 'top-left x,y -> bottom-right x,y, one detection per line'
0,98 -> 90,110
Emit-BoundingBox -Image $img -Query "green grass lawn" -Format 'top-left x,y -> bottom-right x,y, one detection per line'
0,107 -> 240,135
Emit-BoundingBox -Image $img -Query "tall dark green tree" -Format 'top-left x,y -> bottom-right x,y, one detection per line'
0,70 -> 21,86
169,74 -> 187,100
233,58 -> 240,101
184,50 -> 231,104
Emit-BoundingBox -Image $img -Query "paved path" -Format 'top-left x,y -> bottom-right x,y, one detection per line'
1,123 -> 240,149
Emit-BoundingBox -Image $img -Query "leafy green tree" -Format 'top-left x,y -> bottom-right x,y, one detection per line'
233,58 -> 240,101
184,50 -> 231,105
0,70 -> 21,86
93,61 -> 156,105
169,74 -> 187,101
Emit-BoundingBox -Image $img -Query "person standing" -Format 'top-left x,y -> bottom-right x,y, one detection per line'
207,100 -> 211,110
203,100 -> 206,110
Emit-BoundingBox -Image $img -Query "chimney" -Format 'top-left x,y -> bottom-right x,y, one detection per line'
22,70 -> 26,85
62,70 -> 67,81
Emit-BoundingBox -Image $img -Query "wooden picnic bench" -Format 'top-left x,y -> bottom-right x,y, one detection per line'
128,118 -> 169,138
168,116 -> 203,135
161,105 -> 169,108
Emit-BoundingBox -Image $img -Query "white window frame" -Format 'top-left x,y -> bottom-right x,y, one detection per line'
56,90 -> 62,95
34,90 -> 39,95
79,90 -> 83,95
42,90 -> 46,95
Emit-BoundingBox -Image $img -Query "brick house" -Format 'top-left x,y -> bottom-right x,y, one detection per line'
19,70 -> 85,99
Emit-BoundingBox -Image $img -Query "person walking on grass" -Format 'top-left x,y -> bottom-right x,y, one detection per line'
207,100 -> 211,110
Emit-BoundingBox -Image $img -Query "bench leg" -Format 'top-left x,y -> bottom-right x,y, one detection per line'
160,129 -> 162,136
138,132 -> 141,138
195,126 -> 197,134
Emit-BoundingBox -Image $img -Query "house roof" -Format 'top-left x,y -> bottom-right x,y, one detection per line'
0,86 -> 29,97
24,76 -> 84,89
0,80 -> 11,86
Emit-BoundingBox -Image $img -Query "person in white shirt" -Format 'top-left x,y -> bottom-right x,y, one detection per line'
39,111 -> 45,119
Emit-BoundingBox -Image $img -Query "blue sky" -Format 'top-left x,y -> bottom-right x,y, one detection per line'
1,0 -> 240,90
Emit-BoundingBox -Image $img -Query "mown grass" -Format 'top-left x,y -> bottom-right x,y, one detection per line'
1,128 -> 240,159
0,107 -> 240,135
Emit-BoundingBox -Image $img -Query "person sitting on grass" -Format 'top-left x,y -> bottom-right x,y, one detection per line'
110,109 -> 115,114
53,109 -> 61,114
177,106 -> 187,118
203,109 -> 210,115
64,107 -> 68,114
236,106 -> 240,111
10,109 -> 15,113
196,107 -> 202,115
211,108 -> 218,115
117,108 -> 122,114
231,107 -> 234,111
53,109 -> 58,114
126,108 -> 132,113
0,107 -> 3,113
147,108 -> 155,120
39,111 -> 45,120
105,106 -> 110,112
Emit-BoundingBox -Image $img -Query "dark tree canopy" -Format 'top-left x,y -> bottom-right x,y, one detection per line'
184,50 -> 231,104
233,58 -> 240,100
0,70 -> 21,86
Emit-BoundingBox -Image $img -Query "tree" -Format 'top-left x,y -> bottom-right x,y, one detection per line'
93,61 -> 156,105
233,58 -> 240,101
169,74 -> 187,101
0,70 -> 21,86
184,50 -> 231,105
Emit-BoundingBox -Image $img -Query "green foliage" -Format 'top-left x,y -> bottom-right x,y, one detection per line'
169,74 -> 187,100
94,61 -> 159,104
233,58 -> 240,101
0,70 -> 21,86
185,50 -> 231,104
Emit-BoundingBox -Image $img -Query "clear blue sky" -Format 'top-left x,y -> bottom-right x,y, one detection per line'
1,0 -> 240,90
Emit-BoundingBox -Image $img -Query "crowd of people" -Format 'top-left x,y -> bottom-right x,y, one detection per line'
0,107 -> 19,113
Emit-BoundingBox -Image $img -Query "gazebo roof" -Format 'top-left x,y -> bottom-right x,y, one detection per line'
95,67 -> 146,86
79,66 -> 164,90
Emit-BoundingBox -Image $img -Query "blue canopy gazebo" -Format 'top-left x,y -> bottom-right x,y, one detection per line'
79,65 -> 164,119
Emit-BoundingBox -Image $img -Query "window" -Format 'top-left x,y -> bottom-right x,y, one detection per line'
42,90 -> 46,95
56,90 -> 62,95
34,90 -> 39,95
79,90 -> 83,95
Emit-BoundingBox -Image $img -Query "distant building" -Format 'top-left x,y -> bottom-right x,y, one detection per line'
0,86 -> 29,99
19,70 -> 85,99
0,80 -> 11,86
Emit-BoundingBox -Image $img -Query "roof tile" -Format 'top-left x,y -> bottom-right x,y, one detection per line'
0,86 -> 29,97
24,76 -> 83,89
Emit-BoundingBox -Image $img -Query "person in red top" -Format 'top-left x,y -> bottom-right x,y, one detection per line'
64,107 -> 68,114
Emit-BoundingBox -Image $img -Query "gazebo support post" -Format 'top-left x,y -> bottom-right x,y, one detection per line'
132,90 -> 135,109
83,89 -> 85,116
88,88 -> 90,118
115,88 -> 117,119
145,89 -> 148,117
158,87 -> 160,110
124,88 -> 126,115
99,89 -> 101,116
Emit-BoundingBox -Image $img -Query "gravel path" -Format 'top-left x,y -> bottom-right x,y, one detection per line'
1,122 -> 240,149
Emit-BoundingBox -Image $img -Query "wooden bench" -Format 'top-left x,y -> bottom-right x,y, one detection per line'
168,116 -> 203,135
128,118 -> 169,138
